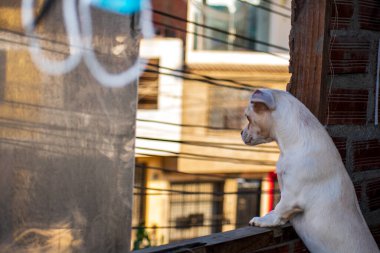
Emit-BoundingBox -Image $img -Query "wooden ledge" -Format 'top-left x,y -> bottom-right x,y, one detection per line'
133,224 -> 299,253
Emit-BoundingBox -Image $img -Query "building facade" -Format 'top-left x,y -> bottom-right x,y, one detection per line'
134,0 -> 291,247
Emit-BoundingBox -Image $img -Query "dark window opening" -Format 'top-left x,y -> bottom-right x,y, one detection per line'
169,181 -> 224,242
138,59 -> 160,110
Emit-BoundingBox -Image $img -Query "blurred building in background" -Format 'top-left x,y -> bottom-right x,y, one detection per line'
0,2 -> 139,252
133,0 -> 291,247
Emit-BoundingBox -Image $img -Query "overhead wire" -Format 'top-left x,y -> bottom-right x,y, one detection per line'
152,9 -> 289,51
236,0 -> 290,18
7,5 -> 290,58
132,223 -> 249,230
146,62 -> 262,89
134,186 -> 280,196
14,0 -> 290,87
0,31 -> 256,93
0,27 -> 273,91
136,118 -> 242,131
136,136 -> 279,153
188,0 -> 290,21
135,164 -> 278,183
135,147 -> 276,166
257,0 -> 291,11
144,68 -> 254,91
152,21 -> 289,60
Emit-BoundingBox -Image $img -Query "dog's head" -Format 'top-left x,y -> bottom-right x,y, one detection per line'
241,89 -> 275,146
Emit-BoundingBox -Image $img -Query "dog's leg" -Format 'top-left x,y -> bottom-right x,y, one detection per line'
249,192 -> 303,227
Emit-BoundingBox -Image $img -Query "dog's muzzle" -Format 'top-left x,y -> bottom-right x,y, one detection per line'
241,129 -> 251,144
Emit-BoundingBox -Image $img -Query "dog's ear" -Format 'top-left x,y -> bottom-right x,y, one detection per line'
250,89 -> 276,111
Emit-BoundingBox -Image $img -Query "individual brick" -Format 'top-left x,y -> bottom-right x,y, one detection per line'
326,89 -> 368,125
330,0 -> 354,30
358,0 -> 380,31
329,37 -> 370,74
353,139 -> 380,171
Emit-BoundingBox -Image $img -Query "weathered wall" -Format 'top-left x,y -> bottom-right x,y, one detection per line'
0,1 -> 139,252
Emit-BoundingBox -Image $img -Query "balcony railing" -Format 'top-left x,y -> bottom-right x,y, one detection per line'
132,224 -> 308,253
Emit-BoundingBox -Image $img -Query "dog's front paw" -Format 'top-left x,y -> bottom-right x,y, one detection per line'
249,212 -> 285,227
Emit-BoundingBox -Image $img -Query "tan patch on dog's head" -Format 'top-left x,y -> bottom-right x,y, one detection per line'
253,102 -> 270,114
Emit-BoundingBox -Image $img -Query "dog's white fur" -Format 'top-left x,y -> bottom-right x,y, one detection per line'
241,89 -> 379,253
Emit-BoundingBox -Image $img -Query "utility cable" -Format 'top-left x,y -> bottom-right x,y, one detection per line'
147,63 -> 262,89
134,186 -> 280,196
237,0 -> 291,18
0,29 -> 280,92
135,147 -> 276,166
153,9 -> 289,51
136,136 -> 279,153
145,68 -> 254,91
131,223 -> 249,230
135,164 -> 278,183
152,21 -> 289,60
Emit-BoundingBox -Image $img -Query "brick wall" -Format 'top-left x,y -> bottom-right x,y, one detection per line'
289,0 -> 380,248
327,0 -> 380,245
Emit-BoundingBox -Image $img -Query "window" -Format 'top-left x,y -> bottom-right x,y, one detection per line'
190,0 -> 270,51
169,182 -> 224,242
208,87 -> 251,130
235,179 -> 261,227
132,164 -> 147,227
138,59 -> 159,110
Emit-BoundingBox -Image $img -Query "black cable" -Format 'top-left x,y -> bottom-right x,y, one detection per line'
153,10 -> 289,51
136,146 -> 276,166
0,38 -> 253,94
136,136 -> 279,154
136,119 -> 280,142
0,29 -> 272,92
236,0 -> 291,18
136,164 -> 235,180
152,21 -> 289,60
147,63 -> 262,89
136,118 -> 241,130
154,20 -> 250,51
135,151 -> 268,166
134,186 -> 279,196
145,69 -> 253,91
132,223 -> 249,230
135,164 -> 278,183
259,0 -> 292,11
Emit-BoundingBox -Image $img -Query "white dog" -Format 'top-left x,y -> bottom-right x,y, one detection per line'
241,89 -> 379,253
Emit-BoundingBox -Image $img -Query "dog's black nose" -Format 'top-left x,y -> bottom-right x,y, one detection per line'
241,130 -> 243,135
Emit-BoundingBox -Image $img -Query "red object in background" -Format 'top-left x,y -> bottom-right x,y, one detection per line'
267,172 -> 277,211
